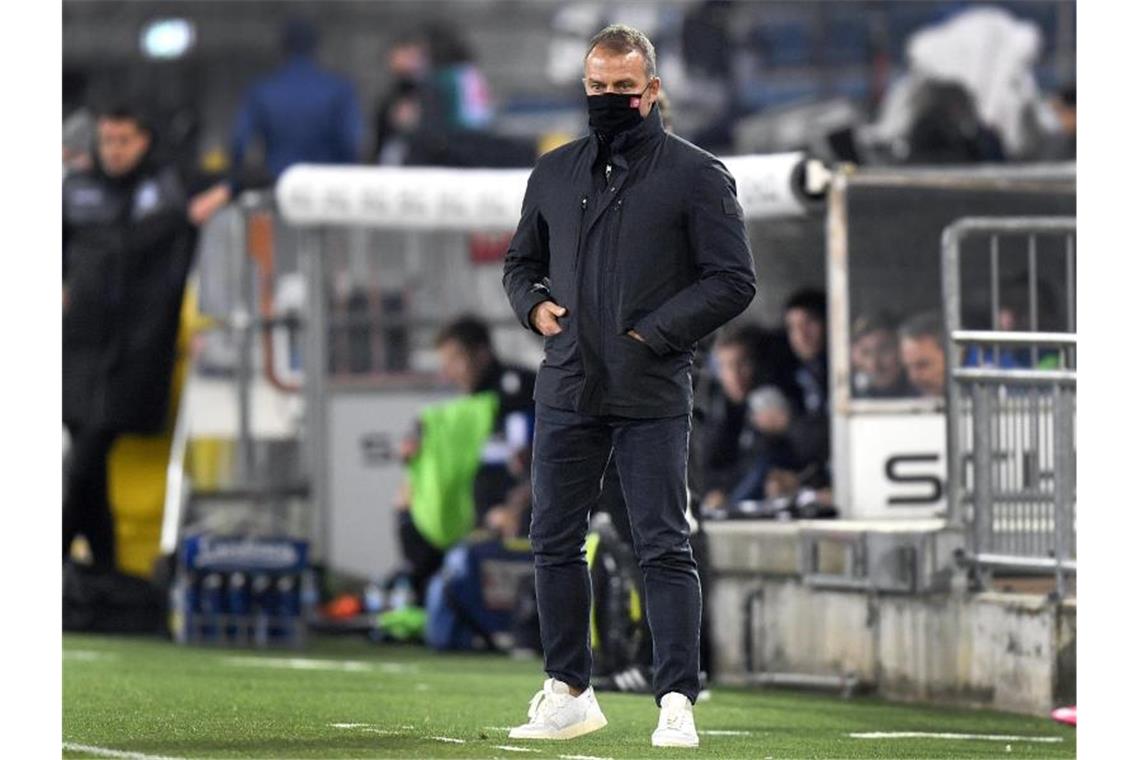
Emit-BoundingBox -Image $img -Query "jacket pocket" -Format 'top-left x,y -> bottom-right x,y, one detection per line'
542,326 -> 576,369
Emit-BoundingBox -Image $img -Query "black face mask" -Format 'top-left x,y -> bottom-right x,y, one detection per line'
587,85 -> 650,139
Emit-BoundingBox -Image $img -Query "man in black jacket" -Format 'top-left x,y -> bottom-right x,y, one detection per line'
63,103 -> 196,568
502,25 -> 755,748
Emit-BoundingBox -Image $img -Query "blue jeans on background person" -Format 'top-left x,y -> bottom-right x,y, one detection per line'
529,401 -> 701,705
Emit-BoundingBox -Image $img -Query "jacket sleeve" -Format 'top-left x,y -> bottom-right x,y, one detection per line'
633,160 -> 757,356
502,167 -> 552,334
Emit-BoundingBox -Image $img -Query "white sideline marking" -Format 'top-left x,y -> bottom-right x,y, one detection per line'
328,723 -> 405,735
701,729 -> 752,736
224,656 -> 372,672
493,747 -> 539,753
64,650 -> 117,662
558,755 -> 615,760
483,726 -> 513,731
431,736 -> 466,744
62,742 -> 186,760
848,732 -> 1063,743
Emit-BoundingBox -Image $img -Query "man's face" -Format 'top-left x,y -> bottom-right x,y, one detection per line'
97,118 -> 150,178
583,47 -> 660,118
388,42 -> 428,79
714,343 -> 754,404
900,336 -> 946,397
852,329 -> 903,391
785,308 -> 824,362
437,340 -> 488,393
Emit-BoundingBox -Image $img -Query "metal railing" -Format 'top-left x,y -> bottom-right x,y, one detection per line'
942,217 -> 1076,596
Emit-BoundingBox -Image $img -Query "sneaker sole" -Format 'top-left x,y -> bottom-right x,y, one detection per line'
509,712 -> 608,741
652,732 -> 699,748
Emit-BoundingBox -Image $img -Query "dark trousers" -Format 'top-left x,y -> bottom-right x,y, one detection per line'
397,511 -> 445,604
63,426 -> 117,568
530,401 -> 701,705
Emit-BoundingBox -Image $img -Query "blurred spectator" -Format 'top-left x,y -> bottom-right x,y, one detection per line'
905,80 -> 1004,164
963,275 -> 1061,369
374,31 -> 434,165
1036,83 -> 1076,162
698,324 -> 800,509
725,386 -> 802,505
851,312 -> 915,398
699,325 -> 763,506
374,23 -> 534,168
899,311 -> 947,398
63,102 -> 197,568
423,22 -> 493,132
188,18 -> 365,224
396,316 -> 536,601
783,289 -> 829,415
867,6 -> 1046,162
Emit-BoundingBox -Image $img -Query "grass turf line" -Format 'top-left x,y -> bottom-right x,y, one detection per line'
63,633 -> 1074,759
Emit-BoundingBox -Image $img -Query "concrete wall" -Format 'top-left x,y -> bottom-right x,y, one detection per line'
705,521 -> 1076,716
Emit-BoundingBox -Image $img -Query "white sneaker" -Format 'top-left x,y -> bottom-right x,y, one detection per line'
652,692 -> 699,748
508,678 -> 608,740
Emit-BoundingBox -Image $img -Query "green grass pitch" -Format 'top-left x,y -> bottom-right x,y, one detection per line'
63,633 -> 1074,759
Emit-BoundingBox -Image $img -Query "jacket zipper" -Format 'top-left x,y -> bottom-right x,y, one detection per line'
573,194 -> 588,272
600,198 -> 622,369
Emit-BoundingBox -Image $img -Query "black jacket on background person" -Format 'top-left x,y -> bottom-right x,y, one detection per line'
502,105 -> 757,418
63,151 -> 196,434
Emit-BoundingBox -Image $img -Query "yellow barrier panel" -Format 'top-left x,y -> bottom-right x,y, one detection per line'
105,286 -> 205,579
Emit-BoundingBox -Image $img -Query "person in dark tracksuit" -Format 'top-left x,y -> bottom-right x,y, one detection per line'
63,103 -> 196,568
501,25 -> 755,748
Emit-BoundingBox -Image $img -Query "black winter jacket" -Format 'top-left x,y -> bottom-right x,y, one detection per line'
63,154 -> 196,433
502,106 -> 756,418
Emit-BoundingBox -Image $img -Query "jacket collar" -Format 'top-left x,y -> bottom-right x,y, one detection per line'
589,103 -> 664,166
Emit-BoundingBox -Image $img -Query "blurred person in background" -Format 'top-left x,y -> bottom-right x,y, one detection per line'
373,22 -> 533,168
963,275 -> 1062,369
188,18 -> 365,224
1036,83 -> 1076,162
783,289 -> 828,415
866,6 -> 1045,163
502,24 -> 755,747
395,316 -> 536,602
63,102 -> 197,568
905,80 -> 1005,164
698,324 -> 798,511
724,384 -> 830,507
373,31 -> 434,166
423,22 -> 493,132
899,311 -> 947,398
699,325 -> 763,507
851,312 -> 915,398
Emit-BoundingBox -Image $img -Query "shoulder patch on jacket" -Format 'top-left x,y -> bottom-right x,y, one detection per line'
722,196 -> 744,217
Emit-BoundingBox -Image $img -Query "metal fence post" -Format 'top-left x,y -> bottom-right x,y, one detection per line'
941,224 -> 964,528
300,228 -> 330,565
972,382 -> 994,558
1052,382 -> 1076,597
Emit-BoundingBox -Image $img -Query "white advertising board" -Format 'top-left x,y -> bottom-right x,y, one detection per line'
847,411 -> 947,520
